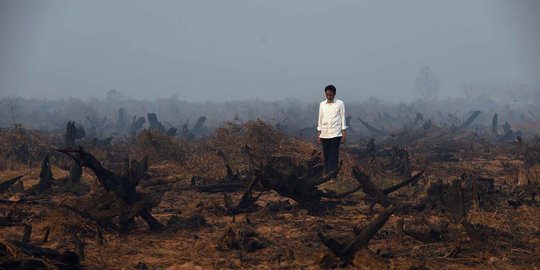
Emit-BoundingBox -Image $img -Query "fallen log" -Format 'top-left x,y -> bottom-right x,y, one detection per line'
318,206 -> 396,266
56,146 -> 164,231
0,175 -> 23,193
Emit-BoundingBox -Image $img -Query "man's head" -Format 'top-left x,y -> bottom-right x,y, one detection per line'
324,85 -> 336,102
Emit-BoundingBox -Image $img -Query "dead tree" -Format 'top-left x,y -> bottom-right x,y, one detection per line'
318,206 -> 396,266
56,147 -> 164,231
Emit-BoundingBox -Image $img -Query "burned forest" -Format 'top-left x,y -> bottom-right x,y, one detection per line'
0,96 -> 539,269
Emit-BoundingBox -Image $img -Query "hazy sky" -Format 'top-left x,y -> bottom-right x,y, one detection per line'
1,0 -> 539,103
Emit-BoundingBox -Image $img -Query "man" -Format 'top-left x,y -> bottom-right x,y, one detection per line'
317,85 -> 347,177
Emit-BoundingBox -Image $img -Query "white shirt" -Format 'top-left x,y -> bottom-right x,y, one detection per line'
317,98 -> 347,138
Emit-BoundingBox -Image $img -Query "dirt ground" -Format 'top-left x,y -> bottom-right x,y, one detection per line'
0,122 -> 539,269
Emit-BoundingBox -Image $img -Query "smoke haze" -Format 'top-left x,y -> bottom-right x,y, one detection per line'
1,0 -> 539,103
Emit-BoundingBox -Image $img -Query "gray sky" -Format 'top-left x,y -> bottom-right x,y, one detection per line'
0,0 -> 539,103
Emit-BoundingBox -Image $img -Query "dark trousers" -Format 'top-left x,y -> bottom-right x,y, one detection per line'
321,137 -> 341,176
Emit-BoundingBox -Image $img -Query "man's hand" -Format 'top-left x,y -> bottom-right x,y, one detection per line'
341,130 -> 347,144
317,131 -> 322,144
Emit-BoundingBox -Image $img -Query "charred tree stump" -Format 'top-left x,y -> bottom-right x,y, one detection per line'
69,160 -> 82,183
64,121 -> 85,147
117,108 -> 128,129
318,206 -> 396,266
147,113 -> 166,132
22,223 -> 32,243
130,116 -> 146,134
492,113 -> 498,138
391,146 -> 411,177
37,155 -> 54,192
56,147 -> 164,231
27,156 -> 54,194
448,179 -> 466,224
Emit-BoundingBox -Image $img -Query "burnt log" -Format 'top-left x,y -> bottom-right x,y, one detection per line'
0,175 -> 23,193
318,206 -> 396,266
0,240 -> 80,270
261,155 -> 344,206
352,167 -> 424,208
56,147 -> 164,231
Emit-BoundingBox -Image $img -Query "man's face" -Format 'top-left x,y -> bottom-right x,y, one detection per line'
325,90 -> 335,102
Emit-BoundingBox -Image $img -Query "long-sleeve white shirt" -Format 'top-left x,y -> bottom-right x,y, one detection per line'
317,98 -> 347,138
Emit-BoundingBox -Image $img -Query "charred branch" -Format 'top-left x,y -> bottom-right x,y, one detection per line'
55,147 -> 164,231
0,175 -> 23,193
318,206 -> 396,265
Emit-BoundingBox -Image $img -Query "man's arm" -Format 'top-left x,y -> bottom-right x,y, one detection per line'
317,103 -> 323,144
340,101 -> 347,144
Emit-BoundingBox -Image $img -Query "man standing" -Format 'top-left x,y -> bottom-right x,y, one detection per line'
317,85 -> 347,177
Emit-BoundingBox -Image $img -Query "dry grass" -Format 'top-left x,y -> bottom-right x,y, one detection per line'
0,120 -> 539,269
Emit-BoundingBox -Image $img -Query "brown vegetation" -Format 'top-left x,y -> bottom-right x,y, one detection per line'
0,119 -> 539,269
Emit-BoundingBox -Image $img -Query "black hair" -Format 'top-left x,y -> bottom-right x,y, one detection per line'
324,85 -> 336,94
